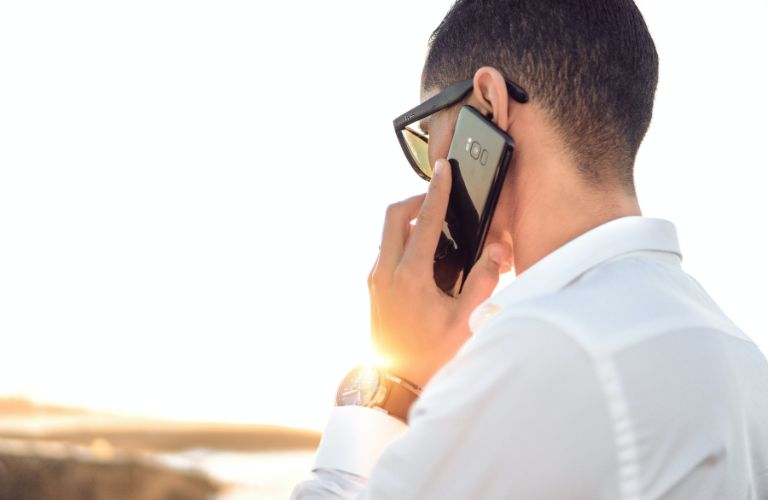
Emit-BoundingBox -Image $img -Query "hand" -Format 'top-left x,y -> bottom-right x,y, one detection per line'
368,159 -> 512,390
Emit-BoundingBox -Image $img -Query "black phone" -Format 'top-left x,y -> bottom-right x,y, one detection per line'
433,105 -> 515,296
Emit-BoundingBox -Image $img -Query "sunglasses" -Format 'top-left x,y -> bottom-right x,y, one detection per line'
393,78 -> 529,181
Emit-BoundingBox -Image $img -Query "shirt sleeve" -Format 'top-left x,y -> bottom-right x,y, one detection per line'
289,468 -> 367,500
292,316 -> 618,500
290,405 -> 408,499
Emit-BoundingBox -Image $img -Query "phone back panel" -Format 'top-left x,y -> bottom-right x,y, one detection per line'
434,105 -> 514,296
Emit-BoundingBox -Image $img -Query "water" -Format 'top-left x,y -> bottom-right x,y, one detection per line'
155,449 -> 316,499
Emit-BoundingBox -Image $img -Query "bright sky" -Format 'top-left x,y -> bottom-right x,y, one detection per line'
0,1 -> 766,431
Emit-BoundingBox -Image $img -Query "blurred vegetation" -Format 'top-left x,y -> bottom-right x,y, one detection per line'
0,449 -> 219,500
0,397 -> 320,499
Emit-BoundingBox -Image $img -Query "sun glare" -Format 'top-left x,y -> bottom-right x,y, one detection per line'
0,0 -> 766,437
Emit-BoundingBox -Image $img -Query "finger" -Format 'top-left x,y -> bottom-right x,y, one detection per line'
401,159 -> 452,271
367,253 -> 379,291
369,284 -> 380,336
457,242 -> 512,316
376,193 -> 427,275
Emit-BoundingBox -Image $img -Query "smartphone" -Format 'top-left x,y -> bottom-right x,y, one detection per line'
433,105 -> 515,296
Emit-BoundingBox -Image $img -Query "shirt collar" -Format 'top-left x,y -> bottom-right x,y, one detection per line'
469,216 -> 682,332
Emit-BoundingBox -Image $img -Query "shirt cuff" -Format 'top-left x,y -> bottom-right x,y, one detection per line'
313,405 -> 408,478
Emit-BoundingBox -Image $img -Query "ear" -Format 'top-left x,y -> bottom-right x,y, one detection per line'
471,67 -> 511,132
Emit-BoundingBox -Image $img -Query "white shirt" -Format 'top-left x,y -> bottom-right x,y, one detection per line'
291,216 -> 768,500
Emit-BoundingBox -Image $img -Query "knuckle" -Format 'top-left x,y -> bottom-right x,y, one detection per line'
392,267 -> 408,288
385,201 -> 405,218
368,267 -> 388,289
392,265 -> 420,291
416,207 -> 436,228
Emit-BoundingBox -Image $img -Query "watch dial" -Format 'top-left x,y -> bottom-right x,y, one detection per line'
337,365 -> 380,406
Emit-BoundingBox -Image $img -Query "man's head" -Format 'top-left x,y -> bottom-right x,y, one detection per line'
421,0 -> 658,194
415,0 -> 657,273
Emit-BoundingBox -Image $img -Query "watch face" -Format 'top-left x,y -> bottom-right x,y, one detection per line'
337,365 -> 381,406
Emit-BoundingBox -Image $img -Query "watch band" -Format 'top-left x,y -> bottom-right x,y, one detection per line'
380,371 -> 422,423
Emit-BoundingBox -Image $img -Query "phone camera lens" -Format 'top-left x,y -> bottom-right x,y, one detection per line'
470,141 -> 481,160
480,149 -> 488,166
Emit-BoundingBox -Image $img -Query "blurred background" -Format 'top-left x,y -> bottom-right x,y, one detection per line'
0,1 -> 766,498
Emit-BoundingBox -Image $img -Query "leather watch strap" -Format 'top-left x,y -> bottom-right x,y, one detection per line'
381,371 -> 422,423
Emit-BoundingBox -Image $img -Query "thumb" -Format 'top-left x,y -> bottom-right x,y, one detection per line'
457,243 -> 512,314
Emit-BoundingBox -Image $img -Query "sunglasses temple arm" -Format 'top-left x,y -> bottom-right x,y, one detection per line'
393,80 -> 474,129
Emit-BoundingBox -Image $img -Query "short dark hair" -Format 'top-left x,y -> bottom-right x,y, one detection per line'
423,0 -> 658,191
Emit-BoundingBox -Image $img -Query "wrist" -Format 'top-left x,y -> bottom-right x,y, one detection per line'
387,360 -> 436,391
336,365 -> 422,423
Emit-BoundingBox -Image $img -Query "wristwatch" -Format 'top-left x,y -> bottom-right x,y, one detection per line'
336,365 -> 423,423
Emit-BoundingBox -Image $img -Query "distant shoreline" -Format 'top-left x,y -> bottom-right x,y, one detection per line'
0,397 -> 320,452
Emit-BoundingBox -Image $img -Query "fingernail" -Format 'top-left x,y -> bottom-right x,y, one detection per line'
434,159 -> 445,175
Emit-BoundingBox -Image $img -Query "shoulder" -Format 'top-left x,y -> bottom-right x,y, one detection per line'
481,253 -> 707,357
405,314 -> 619,496
493,253 -> 747,357
411,315 -> 599,423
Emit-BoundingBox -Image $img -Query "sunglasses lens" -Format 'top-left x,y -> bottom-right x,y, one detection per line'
401,127 -> 431,179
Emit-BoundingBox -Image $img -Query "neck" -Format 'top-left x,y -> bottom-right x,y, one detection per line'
509,174 -> 641,276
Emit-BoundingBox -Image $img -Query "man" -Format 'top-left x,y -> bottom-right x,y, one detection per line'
292,0 -> 768,498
